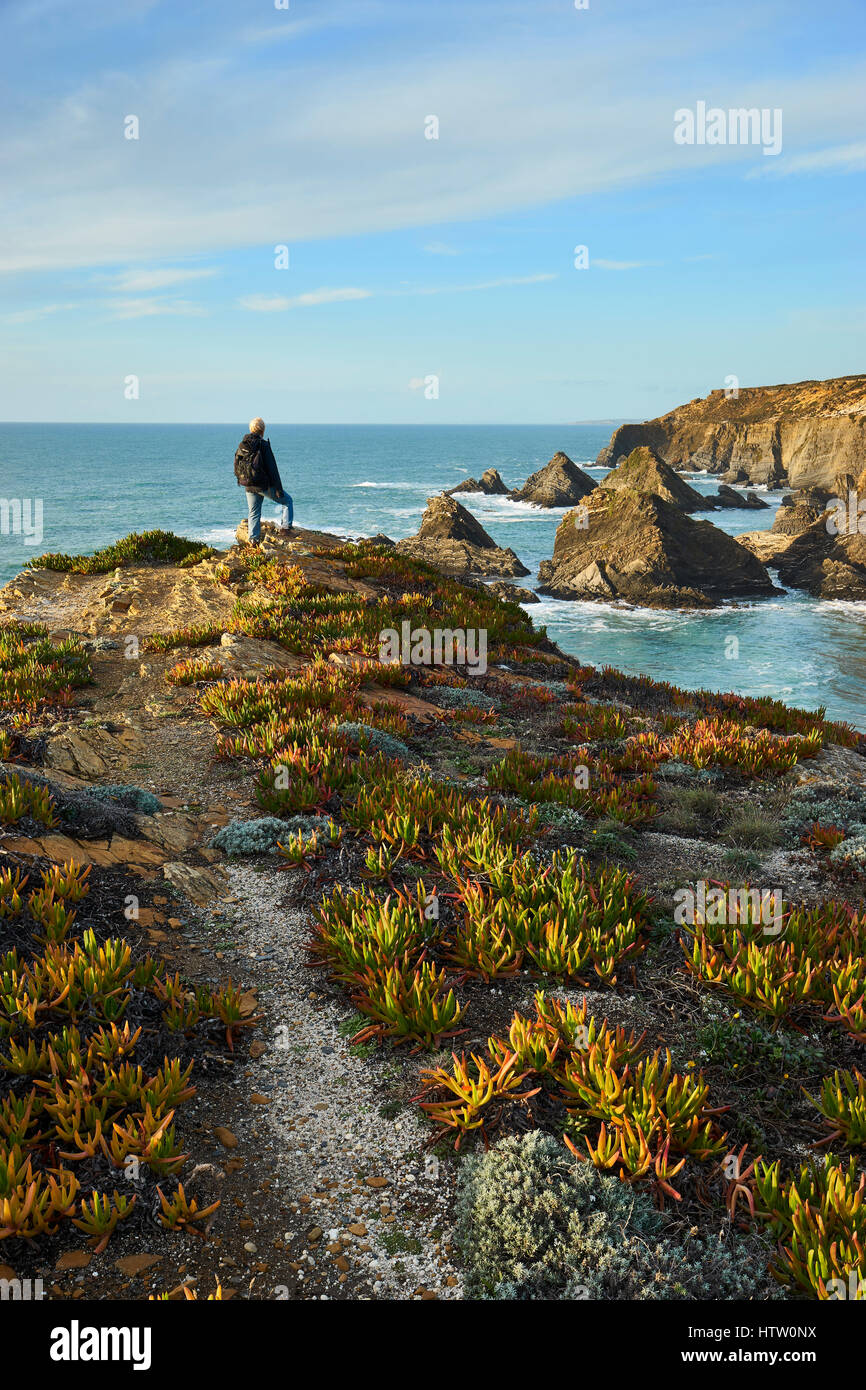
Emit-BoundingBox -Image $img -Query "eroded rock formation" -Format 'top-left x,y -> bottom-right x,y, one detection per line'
396,494 -> 529,577
596,376 -> 866,491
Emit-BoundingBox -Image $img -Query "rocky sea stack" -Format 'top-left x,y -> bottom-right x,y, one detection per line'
448,468 -> 509,496
601,448 -> 768,512
537,487 -> 778,607
596,375 -> 866,490
510,451 -> 596,507
396,493 -> 529,577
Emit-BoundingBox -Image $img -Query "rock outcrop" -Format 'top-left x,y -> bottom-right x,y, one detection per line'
483,580 -> 540,605
448,468 -> 509,496
773,513 -> 866,599
396,494 -> 529,577
736,531 -> 794,566
599,448 -> 767,512
596,376 -> 866,491
600,447 -> 705,509
710,484 -> 769,511
771,489 -> 831,536
537,487 -> 778,608
511,452 -> 596,508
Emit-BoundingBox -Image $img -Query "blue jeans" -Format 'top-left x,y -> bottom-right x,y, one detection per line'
245,486 -> 293,540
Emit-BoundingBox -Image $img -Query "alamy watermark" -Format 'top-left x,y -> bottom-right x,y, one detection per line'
674,102 -> 782,157
826,491 -> 866,537
379,621 -> 487,676
0,498 -> 43,546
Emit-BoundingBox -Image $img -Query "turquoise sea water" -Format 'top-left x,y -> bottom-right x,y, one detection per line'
3,422 -> 864,728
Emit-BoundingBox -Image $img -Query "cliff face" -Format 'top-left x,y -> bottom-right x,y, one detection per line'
596,376 -> 866,491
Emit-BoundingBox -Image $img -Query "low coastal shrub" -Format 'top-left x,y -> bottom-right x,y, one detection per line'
334,721 -> 411,762
456,1132 -> 773,1300
166,657 -> 224,685
488,746 -> 657,825
682,895 -> 866,1035
210,815 -> 322,856
28,531 -> 214,573
84,783 -> 162,815
0,857 -> 253,1250
0,624 -> 91,714
754,1155 -> 866,1298
426,685 -> 500,712
0,772 -> 57,827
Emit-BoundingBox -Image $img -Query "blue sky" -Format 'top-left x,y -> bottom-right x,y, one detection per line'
0,0 -> 863,423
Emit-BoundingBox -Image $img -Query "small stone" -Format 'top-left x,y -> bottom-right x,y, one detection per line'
114,1254 -> 161,1277
214,1127 -> 238,1149
243,1242 -> 257,1254
55,1251 -> 90,1271
307,1227 -> 322,1243
366,1177 -> 389,1189
347,1223 -> 367,1237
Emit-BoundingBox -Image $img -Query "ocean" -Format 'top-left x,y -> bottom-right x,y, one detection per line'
3,422 -> 864,728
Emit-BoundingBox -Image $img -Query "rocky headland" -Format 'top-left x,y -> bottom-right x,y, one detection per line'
596,375 -> 866,491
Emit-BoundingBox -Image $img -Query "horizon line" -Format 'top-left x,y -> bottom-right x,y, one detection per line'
0,419 -> 633,428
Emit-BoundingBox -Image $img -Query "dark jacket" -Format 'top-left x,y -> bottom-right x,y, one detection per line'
236,432 -> 284,493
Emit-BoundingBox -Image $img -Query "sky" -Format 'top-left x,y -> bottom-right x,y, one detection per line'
0,0 -> 863,424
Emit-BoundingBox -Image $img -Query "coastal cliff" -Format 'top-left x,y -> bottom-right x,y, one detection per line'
596,375 -> 866,490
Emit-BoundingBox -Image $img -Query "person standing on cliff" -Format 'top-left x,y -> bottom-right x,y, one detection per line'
233,417 -> 294,543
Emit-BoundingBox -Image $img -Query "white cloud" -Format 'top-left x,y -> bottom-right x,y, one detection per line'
593,259 -> 658,271
108,298 -> 207,318
107,267 -> 218,292
746,140 -> 866,178
4,301 -> 79,323
0,11 -> 864,273
238,276 -> 554,313
238,288 -> 372,311
423,241 -> 460,256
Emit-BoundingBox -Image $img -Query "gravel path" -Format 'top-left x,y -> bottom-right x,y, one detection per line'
222,862 -> 463,1300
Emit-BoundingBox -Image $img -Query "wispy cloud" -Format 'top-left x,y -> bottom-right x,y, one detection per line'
107,267 -> 218,293
108,298 -> 207,319
746,140 -> 866,178
238,288 -> 373,312
4,11 -> 863,274
593,259 -> 659,271
4,301 -> 79,324
423,241 -> 460,256
238,275 -> 555,312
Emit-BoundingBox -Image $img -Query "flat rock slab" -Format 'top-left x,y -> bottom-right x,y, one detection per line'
205,633 -> 307,680
45,726 -> 145,779
359,683 -> 445,722
162,860 -> 229,905
1,832 -> 166,872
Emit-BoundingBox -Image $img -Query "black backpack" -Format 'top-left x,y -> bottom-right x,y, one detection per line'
234,434 -> 268,487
